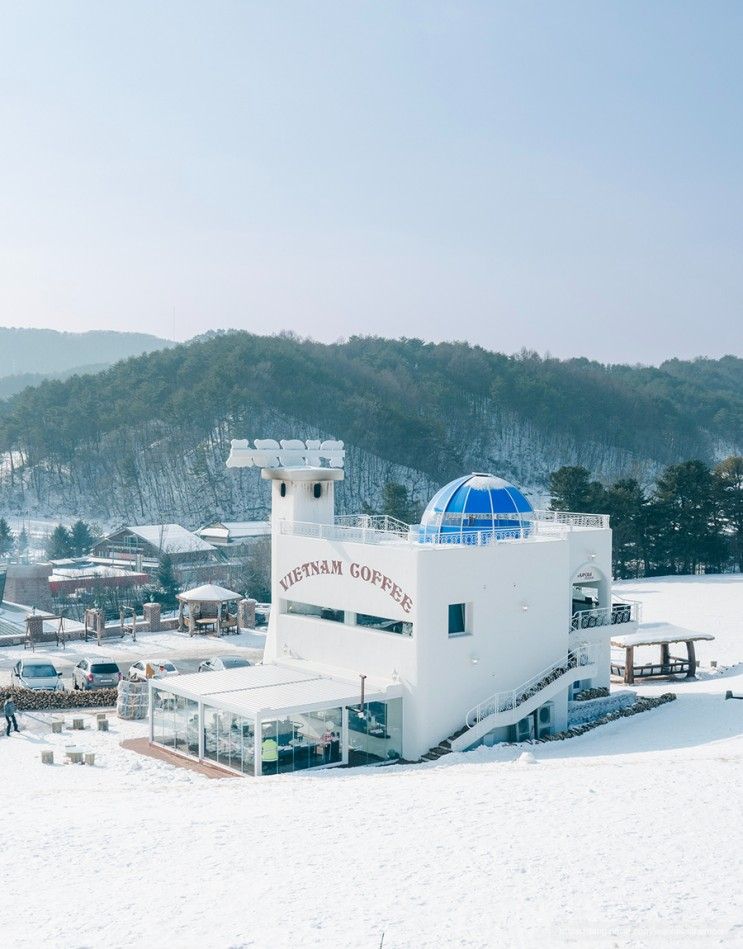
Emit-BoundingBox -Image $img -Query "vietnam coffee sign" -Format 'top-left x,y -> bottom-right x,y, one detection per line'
279,558 -> 413,613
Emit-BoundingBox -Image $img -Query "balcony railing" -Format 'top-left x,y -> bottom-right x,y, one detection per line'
530,509 -> 610,529
570,600 -> 641,632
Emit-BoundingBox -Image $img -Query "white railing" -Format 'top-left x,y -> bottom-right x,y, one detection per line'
570,600 -> 641,632
278,518 -> 570,547
465,644 -> 594,728
334,514 -> 410,536
531,509 -> 610,529
277,519 -> 410,545
276,509 -> 609,547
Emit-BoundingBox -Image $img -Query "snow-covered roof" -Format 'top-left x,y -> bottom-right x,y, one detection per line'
196,521 -> 270,540
177,583 -> 242,602
124,524 -> 215,554
611,622 -> 715,648
155,662 -> 399,718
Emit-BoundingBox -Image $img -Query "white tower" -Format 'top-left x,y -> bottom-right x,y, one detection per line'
226,438 -> 345,527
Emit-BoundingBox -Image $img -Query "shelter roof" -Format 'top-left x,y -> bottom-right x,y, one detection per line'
177,583 -> 242,603
611,622 -> 715,648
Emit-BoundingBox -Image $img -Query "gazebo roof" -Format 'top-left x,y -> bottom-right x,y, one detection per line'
611,622 -> 715,649
177,584 -> 242,603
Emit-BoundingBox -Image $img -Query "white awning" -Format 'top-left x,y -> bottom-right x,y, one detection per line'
611,622 -> 715,649
154,662 -> 400,718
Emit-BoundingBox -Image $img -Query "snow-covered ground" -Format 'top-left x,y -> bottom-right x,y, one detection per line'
2,576 -> 743,948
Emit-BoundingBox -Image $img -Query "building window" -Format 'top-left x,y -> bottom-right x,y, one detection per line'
355,613 -> 412,637
285,600 -> 345,623
283,600 -> 413,636
448,603 -> 467,636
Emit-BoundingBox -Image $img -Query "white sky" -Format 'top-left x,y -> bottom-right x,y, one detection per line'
1,2 -> 742,363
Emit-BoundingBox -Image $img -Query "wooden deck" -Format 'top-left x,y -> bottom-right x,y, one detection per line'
120,738 -> 238,779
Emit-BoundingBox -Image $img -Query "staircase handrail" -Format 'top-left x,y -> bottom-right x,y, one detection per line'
464,644 -> 594,728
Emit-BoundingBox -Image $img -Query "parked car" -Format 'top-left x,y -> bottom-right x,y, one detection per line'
198,655 -> 253,673
73,658 -> 122,690
128,659 -> 179,682
11,659 -> 64,691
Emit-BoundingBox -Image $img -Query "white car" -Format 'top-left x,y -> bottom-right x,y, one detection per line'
11,659 -> 65,691
128,659 -> 179,682
198,655 -> 252,673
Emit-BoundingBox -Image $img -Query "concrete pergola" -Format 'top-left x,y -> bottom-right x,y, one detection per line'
611,622 -> 714,684
177,584 -> 242,637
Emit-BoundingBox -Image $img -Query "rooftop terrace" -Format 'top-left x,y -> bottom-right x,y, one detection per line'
278,510 -> 609,547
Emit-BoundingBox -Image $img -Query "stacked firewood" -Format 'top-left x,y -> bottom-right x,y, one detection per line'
1,686 -> 119,711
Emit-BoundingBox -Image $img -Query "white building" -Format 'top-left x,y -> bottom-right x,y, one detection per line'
149,439 -> 638,775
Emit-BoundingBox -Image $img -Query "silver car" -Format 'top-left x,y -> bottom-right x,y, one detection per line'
198,655 -> 252,673
11,659 -> 64,691
73,658 -> 122,690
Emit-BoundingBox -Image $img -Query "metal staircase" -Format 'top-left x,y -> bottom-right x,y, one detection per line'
418,645 -> 596,761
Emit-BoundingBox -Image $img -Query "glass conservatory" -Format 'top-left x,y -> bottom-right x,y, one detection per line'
149,664 -> 403,776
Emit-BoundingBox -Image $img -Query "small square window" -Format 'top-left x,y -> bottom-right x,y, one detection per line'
448,603 -> 467,636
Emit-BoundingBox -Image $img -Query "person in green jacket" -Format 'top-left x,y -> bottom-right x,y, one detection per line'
262,735 -> 278,773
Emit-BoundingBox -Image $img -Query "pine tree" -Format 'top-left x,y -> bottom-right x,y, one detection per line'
156,554 -> 180,608
714,456 -> 743,572
549,466 -> 607,513
0,517 -> 12,557
46,524 -> 73,560
69,520 -> 95,557
604,479 -> 647,578
651,461 -> 725,575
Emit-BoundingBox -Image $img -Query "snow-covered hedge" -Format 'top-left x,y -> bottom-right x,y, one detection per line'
1,686 -> 118,711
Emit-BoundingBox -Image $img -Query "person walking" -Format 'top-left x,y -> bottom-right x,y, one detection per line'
4,696 -> 19,736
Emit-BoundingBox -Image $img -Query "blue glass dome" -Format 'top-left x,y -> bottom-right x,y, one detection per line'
419,473 -> 533,543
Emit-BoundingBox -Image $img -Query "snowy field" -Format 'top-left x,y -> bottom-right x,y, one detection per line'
2,576 -> 743,948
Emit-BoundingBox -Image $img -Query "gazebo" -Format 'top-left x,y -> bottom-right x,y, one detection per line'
611,622 -> 714,684
177,584 -> 242,637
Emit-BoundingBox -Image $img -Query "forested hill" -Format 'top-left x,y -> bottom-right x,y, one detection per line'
0,327 -> 172,378
0,331 -> 742,525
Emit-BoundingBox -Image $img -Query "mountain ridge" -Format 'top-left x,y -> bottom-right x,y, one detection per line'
0,330 -> 741,525
0,327 -> 173,379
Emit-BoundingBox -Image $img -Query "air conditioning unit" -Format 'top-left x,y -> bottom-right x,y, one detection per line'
570,680 -> 588,699
536,702 -> 554,739
510,716 -> 534,743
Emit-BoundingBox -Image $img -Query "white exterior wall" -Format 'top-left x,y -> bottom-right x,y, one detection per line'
411,538 -> 571,758
265,525 -> 611,761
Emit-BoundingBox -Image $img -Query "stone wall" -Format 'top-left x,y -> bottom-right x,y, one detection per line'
568,689 -> 637,726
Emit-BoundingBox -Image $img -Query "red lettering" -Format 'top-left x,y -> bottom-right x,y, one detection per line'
401,594 -> 413,614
